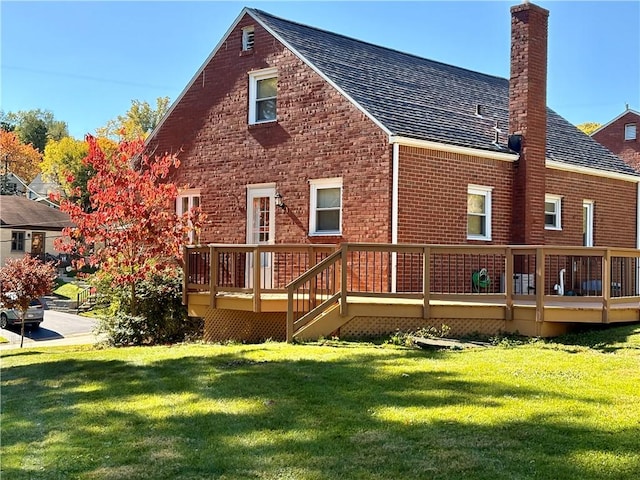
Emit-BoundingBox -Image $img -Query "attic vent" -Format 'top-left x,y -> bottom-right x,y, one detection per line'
475,104 -> 483,116
242,26 -> 255,51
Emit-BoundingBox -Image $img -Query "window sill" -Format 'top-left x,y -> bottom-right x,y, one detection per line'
544,226 -> 562,231
309,232 -> 342,237
248,120 -> 278,130
467,235 -> 491,242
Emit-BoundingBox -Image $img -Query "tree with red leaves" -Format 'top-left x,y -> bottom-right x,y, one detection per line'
0,255 -> 56,348
56,135 -> 204,316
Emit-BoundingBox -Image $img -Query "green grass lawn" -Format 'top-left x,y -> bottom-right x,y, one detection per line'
2,325 -> 639,480
53,279 -> 85,300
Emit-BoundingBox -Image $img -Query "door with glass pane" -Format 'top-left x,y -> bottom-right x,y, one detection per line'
246,186 -> 276,289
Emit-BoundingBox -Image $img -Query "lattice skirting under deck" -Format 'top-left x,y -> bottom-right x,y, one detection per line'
340,317 -> 508,339
203,308 -> 286,343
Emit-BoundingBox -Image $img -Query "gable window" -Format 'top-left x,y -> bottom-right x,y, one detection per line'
242,26 -> 255,51
248,68 -> 277,125
467,185 -> 492,241
545,195 -> 562,230
310,178 -> 342,235
625,123 -> 637,141
176,190 -> 201,244
11,231 -> 25,252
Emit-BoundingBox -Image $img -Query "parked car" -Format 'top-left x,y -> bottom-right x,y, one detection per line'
0,298 -> 45,329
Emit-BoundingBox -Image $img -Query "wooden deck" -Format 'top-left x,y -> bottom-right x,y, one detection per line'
184,244 -> 640,341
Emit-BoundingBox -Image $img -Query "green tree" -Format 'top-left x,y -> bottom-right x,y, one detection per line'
2,109 -> 68,152
577,122 -> 602,136
97,97 -> 170,140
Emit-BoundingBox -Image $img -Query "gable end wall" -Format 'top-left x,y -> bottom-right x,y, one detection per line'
148,14 -> 391,244
592,112 -> 640,172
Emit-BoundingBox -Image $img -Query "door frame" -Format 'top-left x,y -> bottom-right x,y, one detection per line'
246,184 -> 276,289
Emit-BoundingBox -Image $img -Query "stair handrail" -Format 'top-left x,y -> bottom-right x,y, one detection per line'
286,248 -> 343,341
76,286 -> 95,313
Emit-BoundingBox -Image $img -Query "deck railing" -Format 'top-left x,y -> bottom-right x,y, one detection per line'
183,244 -> 336,309
184,244 -> 640,336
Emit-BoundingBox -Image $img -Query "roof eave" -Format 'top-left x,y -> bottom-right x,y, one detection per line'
546,159 -> 640,183
389,135 -> 519,162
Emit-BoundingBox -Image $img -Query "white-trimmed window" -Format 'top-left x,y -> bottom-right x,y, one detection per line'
467,185 -> 492,241
242,26 -> 255,51
310,178 -> 342,235
177,190 -> 201,244
248,67 -> 277,124
625,123 -> 637,141
545,195 -> 562,230
11,231 -> 25,252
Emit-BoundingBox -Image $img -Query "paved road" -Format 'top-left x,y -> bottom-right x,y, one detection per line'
0,310 -> 100,350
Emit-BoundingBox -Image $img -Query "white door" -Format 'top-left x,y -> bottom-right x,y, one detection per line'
247,185 -> 276,288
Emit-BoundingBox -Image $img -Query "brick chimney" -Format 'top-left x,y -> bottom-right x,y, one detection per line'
509,1 -> 549,245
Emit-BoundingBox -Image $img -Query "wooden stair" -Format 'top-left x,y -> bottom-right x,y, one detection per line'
293,303 -> 353,340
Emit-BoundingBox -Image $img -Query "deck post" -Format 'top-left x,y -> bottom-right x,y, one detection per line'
253,246 -> 261,313
182,246 -> 188,306
535,247 -> 545,322
423,246 -> 430,319
286,284 -> 294,342
210,246 -> 218,309
340,244 -> 348,316
309,246 -> 317,310
602,248 -> 610,323
505,247 -> 513,321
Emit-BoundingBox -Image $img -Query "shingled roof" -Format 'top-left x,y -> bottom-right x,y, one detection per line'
0,196 -> 72,230
248,8 -> 638,178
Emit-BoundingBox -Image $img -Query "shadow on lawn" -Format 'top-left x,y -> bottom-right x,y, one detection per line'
2,347 -> 639,479
549,323 -> 640,353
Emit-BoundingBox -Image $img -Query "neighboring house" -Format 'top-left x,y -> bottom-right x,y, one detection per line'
27,172 -> 62,207
0,196 -> 73,265
1,171 -> 60,208
147,2 -> 640,251
591,108 -> 640,173
1,172 -> 28,196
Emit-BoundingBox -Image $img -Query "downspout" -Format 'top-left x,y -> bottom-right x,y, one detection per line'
391,141 -> 399,293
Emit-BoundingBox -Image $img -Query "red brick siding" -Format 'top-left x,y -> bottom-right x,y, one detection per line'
148,14 -> 391,245
592,112 -> 640,172
397,146 -> 513,244
546,170 -> 637,248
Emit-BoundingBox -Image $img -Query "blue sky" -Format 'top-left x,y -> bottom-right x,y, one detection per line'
1,1 -> 638,139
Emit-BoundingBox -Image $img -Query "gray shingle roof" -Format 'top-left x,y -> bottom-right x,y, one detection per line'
250,8 -> 638,177
0,196 -> 72,230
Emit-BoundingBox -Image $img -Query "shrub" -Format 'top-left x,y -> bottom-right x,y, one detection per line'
96,271 -> 202,346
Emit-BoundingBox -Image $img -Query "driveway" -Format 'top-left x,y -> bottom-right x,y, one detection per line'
0,310 -> 100,350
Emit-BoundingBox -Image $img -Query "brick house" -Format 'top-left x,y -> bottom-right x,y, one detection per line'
148,2 -> 639,251
591,108 -> 640,173
146,2 -> 640,340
